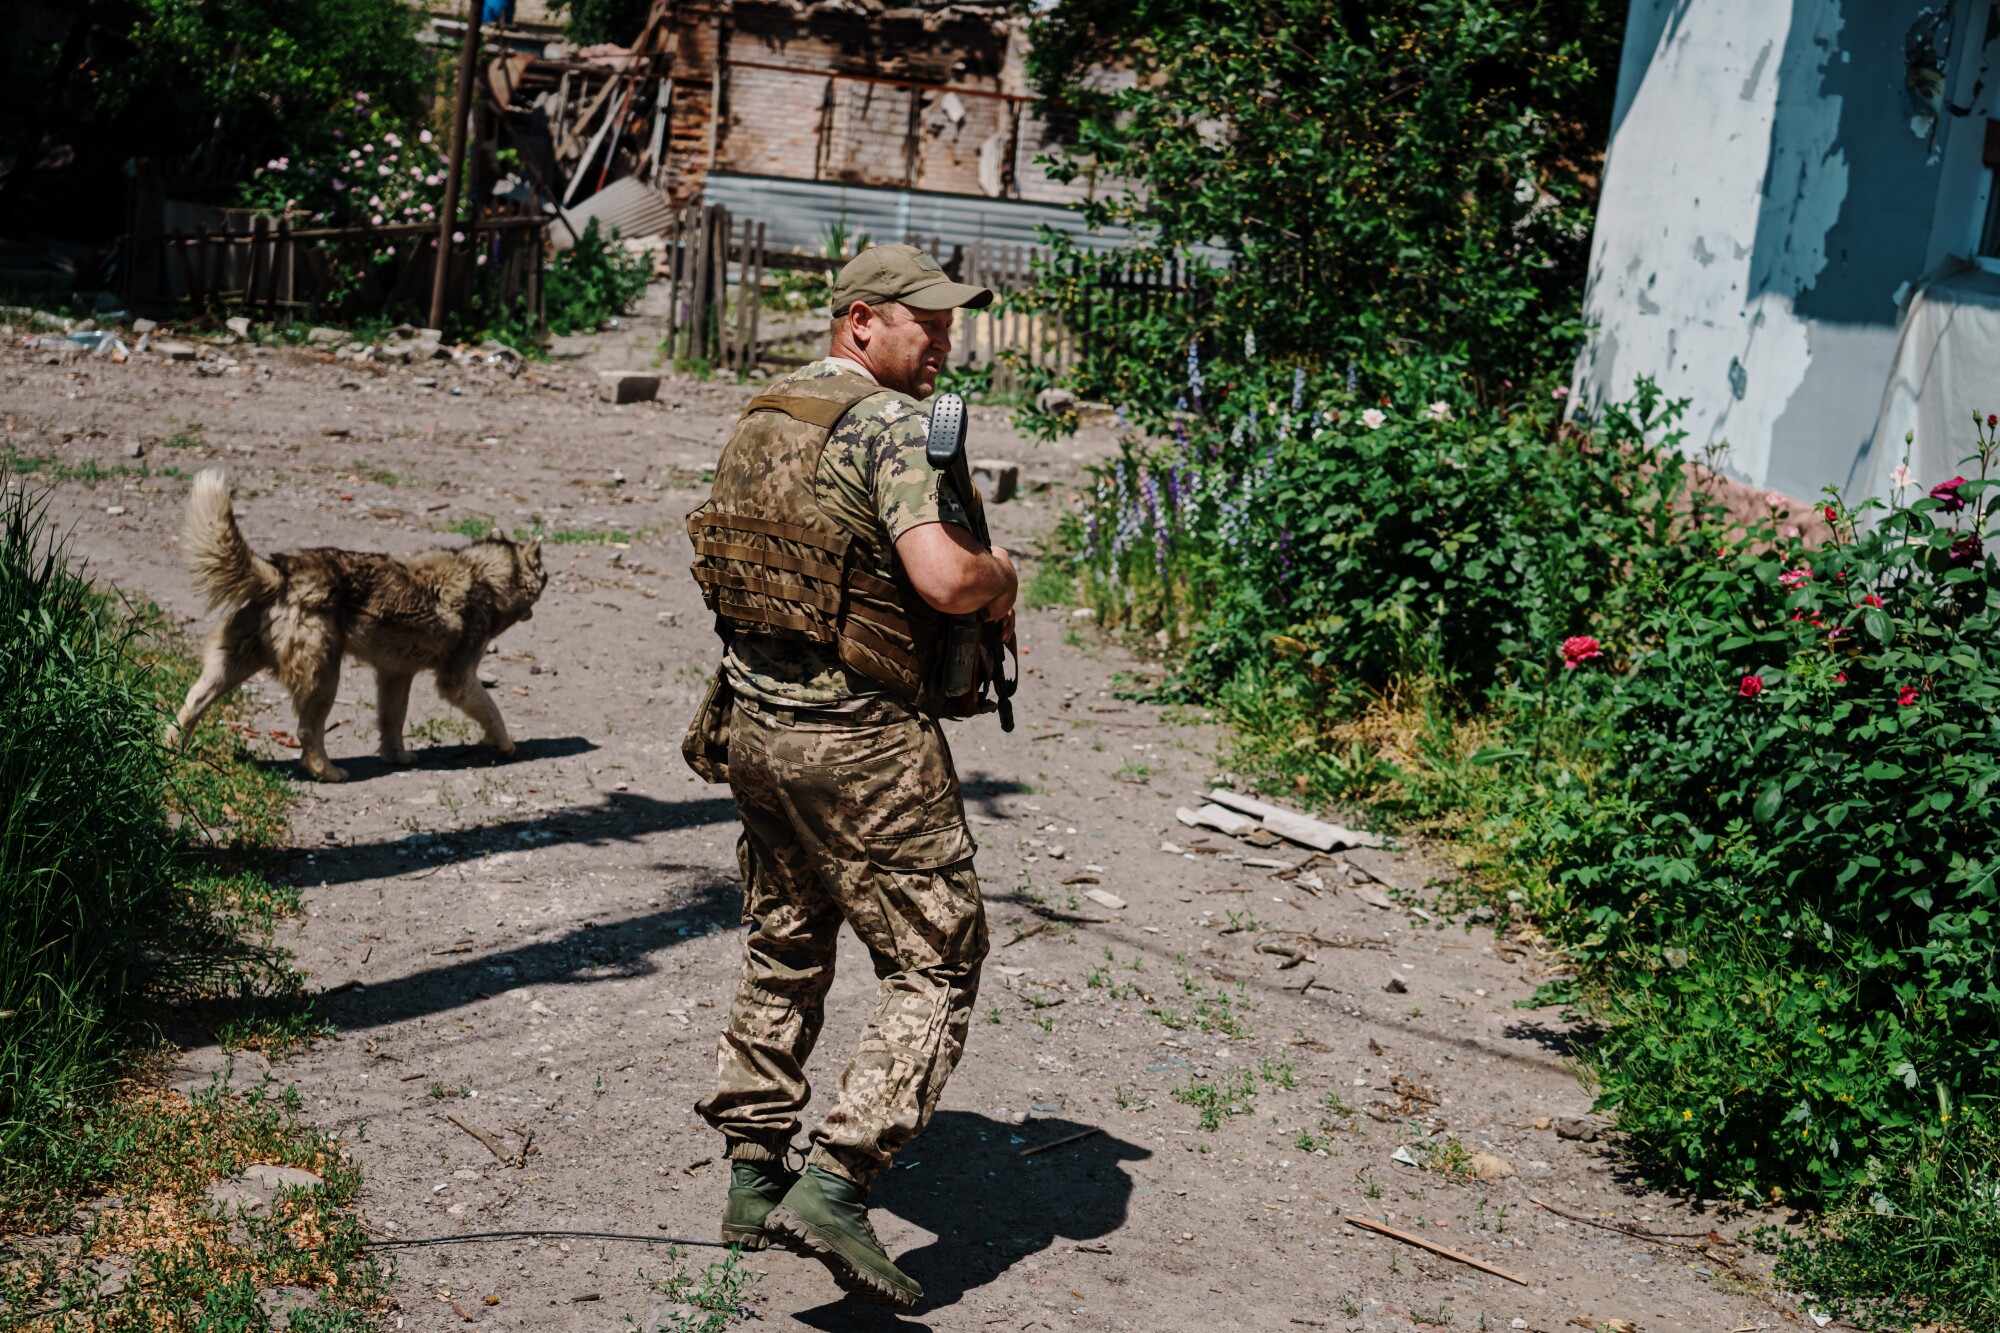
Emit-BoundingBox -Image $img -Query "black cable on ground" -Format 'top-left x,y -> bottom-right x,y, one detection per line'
361,1228 -> 731,1250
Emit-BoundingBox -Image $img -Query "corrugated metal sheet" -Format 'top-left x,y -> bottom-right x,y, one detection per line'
556,177 -> 676,249
699,173 -> 1217,260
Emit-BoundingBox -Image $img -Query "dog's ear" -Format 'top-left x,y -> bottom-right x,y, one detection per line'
525,537 -> 542,563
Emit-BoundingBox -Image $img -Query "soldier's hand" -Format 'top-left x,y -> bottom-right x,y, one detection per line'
983,546 -> 1018,622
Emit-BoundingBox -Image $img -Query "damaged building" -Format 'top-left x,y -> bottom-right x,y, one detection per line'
1576,0 -> 2000,501
558,0 -> 1118,252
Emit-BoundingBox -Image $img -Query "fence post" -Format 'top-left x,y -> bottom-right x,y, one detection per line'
664,211 -> 688,358
742,219 -> 764,375
687,203 -> 710,365
246,214 -> 269,313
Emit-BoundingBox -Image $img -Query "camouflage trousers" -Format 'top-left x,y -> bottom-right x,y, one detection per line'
695,693 -> 988,1188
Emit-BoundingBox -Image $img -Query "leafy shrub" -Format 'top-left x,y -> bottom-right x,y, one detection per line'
81,0 -> 432,174
1067,365 -> 1693,715
1517,429 -> 2000,1208
1022,0 -> 1623,428
239,96 -> 449,228
543,218 -> 652,336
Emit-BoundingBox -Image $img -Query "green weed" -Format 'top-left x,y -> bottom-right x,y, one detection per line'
645,1242 -> 762,1331
1173,1070 -> 1256,1131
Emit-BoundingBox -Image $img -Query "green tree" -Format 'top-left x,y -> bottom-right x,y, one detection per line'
1023,0 -> 1622,419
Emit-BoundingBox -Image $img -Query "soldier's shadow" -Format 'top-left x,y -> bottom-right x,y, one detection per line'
790,1110 -> 1149,1329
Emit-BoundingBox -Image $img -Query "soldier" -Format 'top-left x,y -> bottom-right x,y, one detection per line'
682,244 -> 1014,1308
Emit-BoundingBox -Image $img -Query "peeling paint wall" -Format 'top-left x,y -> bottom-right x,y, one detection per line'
1578,0 -> 1973,497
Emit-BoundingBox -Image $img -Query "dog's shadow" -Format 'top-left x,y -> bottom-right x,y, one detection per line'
788,1111 -> 1149,1328
254,734 -> 597,782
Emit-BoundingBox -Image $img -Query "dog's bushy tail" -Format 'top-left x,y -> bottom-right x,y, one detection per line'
182,469 -> 282,611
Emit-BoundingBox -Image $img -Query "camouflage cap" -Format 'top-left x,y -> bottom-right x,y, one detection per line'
831,243 -> 993,314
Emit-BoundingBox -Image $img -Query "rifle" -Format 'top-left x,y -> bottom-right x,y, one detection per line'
926,391 -> 1017,732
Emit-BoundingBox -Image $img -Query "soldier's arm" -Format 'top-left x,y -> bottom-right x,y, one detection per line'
897,523 -> 1016,617
853,399 -> 1018,619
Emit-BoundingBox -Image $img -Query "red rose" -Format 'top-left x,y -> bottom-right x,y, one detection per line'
1560,634 -> 1604,670
1988,413 -> 1996,428
1897,685 -> 1919,706
1948,531 -> 1983,566
1930,477 -> 1969,512
1739,674 -> 1764,699
1860,593 -> 1883,607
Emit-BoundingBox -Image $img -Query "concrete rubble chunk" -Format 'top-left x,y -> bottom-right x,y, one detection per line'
242,1163 -> 322,1190
1176,802 -> 1260,838
307,326 -> 345,346
597,370 -> 660,404
1083,887 -> 1126,910
205,1162 -> 322,1215
225,316 -> 251,339
1553,1116 -> 1599,1142
131,318 -> 158,336
971,458 -> 1019,504
155,341 -> 197,362
1468,1152 -> 1515,1181
1206,788 -> 1384,851
1035,386 -> 1078,415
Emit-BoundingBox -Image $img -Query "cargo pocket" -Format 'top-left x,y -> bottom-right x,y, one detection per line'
859,820 -> 981,972
681,666 -> 733,783
864,821 -> 977,872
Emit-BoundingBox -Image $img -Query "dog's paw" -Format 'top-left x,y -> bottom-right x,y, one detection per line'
306,763 -> 351,783
379,748 -> 418,766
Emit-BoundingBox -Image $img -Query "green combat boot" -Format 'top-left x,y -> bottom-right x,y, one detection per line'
763,1166 -> 922,1308
720,1160 -> 797,1250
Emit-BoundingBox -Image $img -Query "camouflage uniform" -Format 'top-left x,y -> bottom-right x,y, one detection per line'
696,359 -> 987,1188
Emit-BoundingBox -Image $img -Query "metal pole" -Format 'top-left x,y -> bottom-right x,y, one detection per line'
429,0 -> 485,331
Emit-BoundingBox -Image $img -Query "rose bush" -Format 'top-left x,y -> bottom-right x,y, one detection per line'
1064,366 -> 1696,751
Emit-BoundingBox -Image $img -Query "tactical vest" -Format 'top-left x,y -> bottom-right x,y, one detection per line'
686,370 -> 954,708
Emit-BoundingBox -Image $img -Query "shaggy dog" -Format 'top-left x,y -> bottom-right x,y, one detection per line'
167,470 -> 548,781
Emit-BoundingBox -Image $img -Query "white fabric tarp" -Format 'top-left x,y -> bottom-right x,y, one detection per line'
1867,259 -> 2000,503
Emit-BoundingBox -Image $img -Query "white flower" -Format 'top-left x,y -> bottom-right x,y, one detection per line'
1426,401 -> 1452,422
1361,408 -> 1387,430
1765,491 -> 1787,509
1890,464 -> 1911,491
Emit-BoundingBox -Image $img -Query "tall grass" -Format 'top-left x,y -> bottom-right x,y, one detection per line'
0,484 -> 182,1169
0,482 -> 301,1214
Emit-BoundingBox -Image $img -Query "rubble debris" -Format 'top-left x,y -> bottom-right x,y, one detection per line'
971,458 -> 1019,504
598,371 -> 660,403
1206,788 -> 1383,851
1177,803 -> 1261,838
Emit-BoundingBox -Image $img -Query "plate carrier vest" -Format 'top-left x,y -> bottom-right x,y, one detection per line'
686,370 -> 970,710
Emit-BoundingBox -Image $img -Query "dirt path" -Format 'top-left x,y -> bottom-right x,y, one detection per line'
6,320 -> 1803,1333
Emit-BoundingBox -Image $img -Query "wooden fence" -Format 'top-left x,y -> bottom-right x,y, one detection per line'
657,199 -> 1196,391
118,215 -> 547,326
